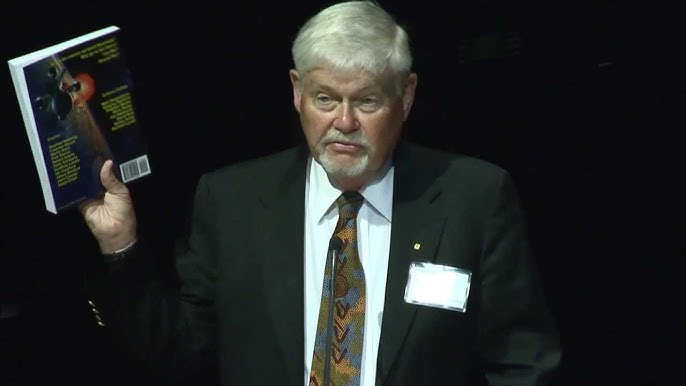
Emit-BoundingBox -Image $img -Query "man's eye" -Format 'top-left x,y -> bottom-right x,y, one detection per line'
360,97 -> 378,105
316,95 -> 333,104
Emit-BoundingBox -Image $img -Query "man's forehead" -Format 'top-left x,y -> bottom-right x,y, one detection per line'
303,67 -> 393,91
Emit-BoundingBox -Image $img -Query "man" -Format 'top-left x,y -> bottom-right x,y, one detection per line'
81,1 -> 561,385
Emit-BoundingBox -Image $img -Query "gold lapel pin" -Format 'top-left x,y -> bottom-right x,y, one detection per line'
413,243 -> 421,250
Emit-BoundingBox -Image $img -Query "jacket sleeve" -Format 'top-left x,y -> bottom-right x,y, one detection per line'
478,171 -> 562,385
84,173 -> 219,384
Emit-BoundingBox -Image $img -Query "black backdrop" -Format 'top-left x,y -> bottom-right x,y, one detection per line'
1,1 -> 682,385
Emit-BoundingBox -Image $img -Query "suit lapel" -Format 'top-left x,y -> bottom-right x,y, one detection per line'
378,142 -> 447,379
257,145 -> 309,385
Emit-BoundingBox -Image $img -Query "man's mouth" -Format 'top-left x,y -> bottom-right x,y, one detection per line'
328,141 -> 362,152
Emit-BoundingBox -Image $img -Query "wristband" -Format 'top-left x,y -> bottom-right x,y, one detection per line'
103,240 -> 137,263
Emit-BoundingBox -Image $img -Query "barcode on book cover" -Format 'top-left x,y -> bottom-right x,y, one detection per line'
120,155 -> 151,183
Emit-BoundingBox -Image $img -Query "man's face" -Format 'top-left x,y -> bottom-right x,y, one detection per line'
290,67 -> 417,190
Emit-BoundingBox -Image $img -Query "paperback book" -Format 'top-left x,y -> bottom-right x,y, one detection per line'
8,25 -> 151,214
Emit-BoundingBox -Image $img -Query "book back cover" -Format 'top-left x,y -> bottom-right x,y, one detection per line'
16,28 -> 150,213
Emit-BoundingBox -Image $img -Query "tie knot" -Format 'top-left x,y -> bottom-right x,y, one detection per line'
336,191 -> 364,219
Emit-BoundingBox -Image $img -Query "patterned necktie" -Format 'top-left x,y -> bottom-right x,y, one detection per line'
310,191 -> 366,386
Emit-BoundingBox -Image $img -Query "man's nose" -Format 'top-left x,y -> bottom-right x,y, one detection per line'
333,102 -> 359,133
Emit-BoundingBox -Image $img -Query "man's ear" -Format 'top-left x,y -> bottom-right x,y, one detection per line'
289,69 -> 302,113
402,73 -> 418,121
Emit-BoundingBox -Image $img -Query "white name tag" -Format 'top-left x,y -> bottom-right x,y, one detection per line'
404,262 -> 472,312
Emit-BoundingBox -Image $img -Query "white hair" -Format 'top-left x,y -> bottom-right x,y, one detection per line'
291,1 -> 412,93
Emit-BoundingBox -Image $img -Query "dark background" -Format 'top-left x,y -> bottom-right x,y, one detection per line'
1,1 -> 683,385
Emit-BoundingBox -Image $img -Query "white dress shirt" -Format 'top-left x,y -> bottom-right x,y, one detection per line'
304,156 -> 394,386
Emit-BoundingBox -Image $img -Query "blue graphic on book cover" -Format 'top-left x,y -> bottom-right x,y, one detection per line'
23,30 -> 149,212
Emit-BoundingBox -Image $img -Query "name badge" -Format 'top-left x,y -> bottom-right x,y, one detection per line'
404,262 -> 472,312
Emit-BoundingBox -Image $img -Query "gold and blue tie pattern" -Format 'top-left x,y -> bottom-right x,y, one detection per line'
310,191 -> 366,386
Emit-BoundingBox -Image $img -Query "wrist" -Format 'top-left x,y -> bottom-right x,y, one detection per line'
99,233 -> 137,254
102,239 -> 137,263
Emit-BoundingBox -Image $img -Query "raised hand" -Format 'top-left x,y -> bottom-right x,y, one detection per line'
79,159 -> 137,253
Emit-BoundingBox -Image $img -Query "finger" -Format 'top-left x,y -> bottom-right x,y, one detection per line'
100,159 -> 128,195
78,199 -> 93,216
78,196 -> 102,217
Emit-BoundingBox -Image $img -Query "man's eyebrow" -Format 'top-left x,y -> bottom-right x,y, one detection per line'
308,82 -> 335,93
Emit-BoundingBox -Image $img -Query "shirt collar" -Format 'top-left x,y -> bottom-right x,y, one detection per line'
308,156 -> 394,224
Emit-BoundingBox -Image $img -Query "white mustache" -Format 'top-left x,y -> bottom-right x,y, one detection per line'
320,130 -> 369,148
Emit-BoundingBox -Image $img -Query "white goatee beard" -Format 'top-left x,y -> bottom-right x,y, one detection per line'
314,129 -> 371,179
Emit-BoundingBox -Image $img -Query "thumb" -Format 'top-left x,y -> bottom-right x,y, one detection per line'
100,159 -> 128,195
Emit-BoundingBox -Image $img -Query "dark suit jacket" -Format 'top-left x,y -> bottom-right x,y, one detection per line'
87,141 -> 561,385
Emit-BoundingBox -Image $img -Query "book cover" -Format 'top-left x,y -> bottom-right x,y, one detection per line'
8,26 -> 151,214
